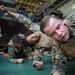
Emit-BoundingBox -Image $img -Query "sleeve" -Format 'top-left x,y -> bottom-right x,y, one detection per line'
15,13 -> 40,31
33,48 -> 44,66
8,46 -> 17,63
18,33 -> 26,39
25,46 -> 32,56
63,12 -> 75,26
50,46 -> 67,75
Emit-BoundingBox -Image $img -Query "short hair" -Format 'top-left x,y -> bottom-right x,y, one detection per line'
40,14 -> 58,33
12,34 -> 21,43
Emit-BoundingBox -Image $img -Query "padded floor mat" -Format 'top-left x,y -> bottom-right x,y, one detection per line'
0,56 -> 75,75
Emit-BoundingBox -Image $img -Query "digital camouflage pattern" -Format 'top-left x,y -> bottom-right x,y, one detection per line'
50,12 -> 75,75
13,13 -> 75,75
15,13 -> 40,31
13,13 -> 53,66
8,34 -> 31,63
32,31 -> 53,65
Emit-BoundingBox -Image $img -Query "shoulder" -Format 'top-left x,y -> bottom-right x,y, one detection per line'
52,39 -> 60,47
63,12 -> 75,26
18,33 -> 26,39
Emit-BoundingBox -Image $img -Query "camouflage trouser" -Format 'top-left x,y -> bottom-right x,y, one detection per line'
50,48 -> 74,75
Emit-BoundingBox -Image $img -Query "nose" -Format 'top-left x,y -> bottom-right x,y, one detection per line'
55,30 -> 62,37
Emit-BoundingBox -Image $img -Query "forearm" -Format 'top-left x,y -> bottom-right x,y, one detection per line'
6,10 -> 16,18
15,14 -> 40,30
51,47 -> 67,75
0,5 -> 16,18
26,47 -> 32,56
0,5 -> 39,30
8,58 -> 17,63
33,49 -> 43,65
8,46 -> 17,63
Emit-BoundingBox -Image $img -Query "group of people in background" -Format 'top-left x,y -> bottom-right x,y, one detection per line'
0,5 -> 75,75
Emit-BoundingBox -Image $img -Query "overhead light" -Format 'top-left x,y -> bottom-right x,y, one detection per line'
40,2 -> 42,5
34,9 -> 36,12
36,7 -> 38,9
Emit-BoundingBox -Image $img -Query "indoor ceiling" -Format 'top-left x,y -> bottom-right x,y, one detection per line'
0,0 -> 67,16
16,0 -> 67,16
16,0 -> 47,13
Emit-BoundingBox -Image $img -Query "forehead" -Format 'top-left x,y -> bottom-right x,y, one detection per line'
29,33 -> 40,38
44,17 -> 59,35
14,40 -> 22,45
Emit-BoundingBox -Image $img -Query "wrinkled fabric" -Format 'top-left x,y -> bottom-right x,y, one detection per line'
8,34 -> 31,63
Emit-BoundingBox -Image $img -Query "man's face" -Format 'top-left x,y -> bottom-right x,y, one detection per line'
14,40 -> 22,48
43,17 -> 70,42
27,33 -> 40,44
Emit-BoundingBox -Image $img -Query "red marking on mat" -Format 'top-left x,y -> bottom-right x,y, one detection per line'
3,53 -> 8,56
31,52 -> 34,55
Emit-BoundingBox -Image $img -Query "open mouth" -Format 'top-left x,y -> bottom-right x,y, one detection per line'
62,35 -> 66,40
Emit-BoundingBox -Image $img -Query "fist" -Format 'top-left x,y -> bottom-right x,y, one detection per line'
28,56 -> 33,60
35,61 -> 43,70
16,58 -> 24,64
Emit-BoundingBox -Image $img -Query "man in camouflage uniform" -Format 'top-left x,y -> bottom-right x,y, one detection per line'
31,31 -> 52,69
0,5 -> 53,69
40,12 -> 75,75
8,33 -> 32,63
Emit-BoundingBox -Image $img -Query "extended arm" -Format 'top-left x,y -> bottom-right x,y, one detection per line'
0,5 -> 40,31
8,46 -> 24,63
33,48 -> 44,69
8,46 -> 17,63
50,46 -> 67,75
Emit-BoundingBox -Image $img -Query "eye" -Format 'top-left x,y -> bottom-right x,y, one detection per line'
56,24 -> 60,30
50,32 -> 55,37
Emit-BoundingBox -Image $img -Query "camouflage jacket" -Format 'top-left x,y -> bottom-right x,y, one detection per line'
8,34 -> 31,63
14,13 -> 40,31
32,31 -> 53,65
13,14 -> 53,65
63,12 -> 75,26
50,23 -> 75,75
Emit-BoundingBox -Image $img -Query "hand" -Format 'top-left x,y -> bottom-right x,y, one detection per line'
0,5 -> 8,12
35,61 -> 43,70
28,56 -> 33,60
16,58 -> 24,64
52,72 -> 60,75
44,51 -> 48,55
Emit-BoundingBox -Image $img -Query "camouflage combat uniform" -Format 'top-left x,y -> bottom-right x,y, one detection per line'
13,13 -> 53,65
63,12 -> 75,27
32,31 -> 53,65
12,13 -> 75,75
50,12 -> 75,75
14,13 -> 40,31
8,34 -> 31,63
